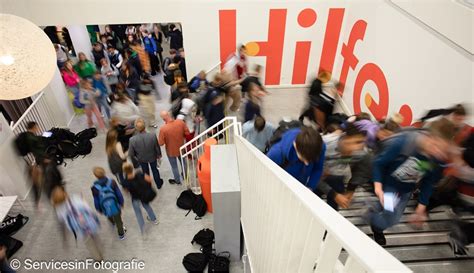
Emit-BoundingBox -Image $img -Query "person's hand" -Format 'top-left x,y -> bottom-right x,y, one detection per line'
334,193 -> 351,209
409,204 -> 427,228
374,182 -> 384,206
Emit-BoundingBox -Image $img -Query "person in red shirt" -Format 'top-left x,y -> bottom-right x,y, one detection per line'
158,111 -> 190,185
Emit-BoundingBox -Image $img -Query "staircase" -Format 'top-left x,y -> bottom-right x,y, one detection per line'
340,188 -> 474,273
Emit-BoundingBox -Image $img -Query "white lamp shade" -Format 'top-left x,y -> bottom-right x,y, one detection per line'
0,14 -> 56,100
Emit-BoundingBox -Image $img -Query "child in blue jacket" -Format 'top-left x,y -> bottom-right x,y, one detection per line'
368,118 -> 456,245
91,167 -> 126,240
267,127 -> 326,191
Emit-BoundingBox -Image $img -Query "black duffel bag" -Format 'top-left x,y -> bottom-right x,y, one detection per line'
208,251 -> 230,273
183,252 -> 208,272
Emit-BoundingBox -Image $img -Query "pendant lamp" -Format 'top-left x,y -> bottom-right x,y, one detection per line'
0,14 -> 56,100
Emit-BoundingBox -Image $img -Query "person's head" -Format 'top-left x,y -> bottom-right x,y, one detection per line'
80,79 -> 92,89
248,83 -> 260,99
419,118 -> 456,161
107,45 -> 116,54
376,119 -> 400,141
172,55 -> 182,65
143,29 -> 150,37
105,129 -> 118,156
339,123 -> 367,156
160,110 -> 172,123
239,44 -> 247,55
100,58 -> 108,67
178,48 -> 185,58
93,42 -> 103,51
51,186 -> 67,206
169,24 -> 176,31
93,71 -> 102,80
450,104 -> 467,128
78,52 -> 87,62
254,64 -> 262,75
100,34 -> 108,44
92,167 -> 106,179
254,116 -> 266,132
317,70 -> 331,83
64,60 -> 74,71
26,121 -> 39,134
198,70 -> 206,80
127,34 -> 135,43
326,123 -> 341,134
169,48 -> 177,57
135,118 -> 146,133
110,116 -> 120,127
153,24 -> 161,32
122,162 -> 134,176
356,112 -> 371,121
54,43 -> 60,51
105,25 -> 112,33
294,127 -> 323,165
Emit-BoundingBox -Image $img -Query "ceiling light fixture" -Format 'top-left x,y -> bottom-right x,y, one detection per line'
0,14 -> 56,100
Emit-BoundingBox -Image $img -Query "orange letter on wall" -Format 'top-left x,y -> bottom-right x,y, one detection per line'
219,10 -> 237,70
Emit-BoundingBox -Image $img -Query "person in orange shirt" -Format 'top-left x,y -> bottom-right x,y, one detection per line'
158,111 -> 189,185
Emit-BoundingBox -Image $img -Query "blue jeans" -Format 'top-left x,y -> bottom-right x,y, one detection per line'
167,156 -> 182,183
369,185 -> 412,232
132,199 -> 157,233
96,96 -> 111,119
140,161 -> 163,189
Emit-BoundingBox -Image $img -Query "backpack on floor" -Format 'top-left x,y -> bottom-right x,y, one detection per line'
75,128 -> 97,142
183,252 -> 208,272
94,179 -> 120,217
50,127 -> 76,142
192,228 -> 215,248
76,140 -> 93,156
177,189 -> 197,210
57,140 -> 79,159
65,197 -> 100,240
193,194 -> 207,220
208,252 -> 230,273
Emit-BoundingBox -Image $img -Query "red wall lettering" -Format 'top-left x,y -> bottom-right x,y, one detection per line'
353,63 -> 389,121
292,41 -> 312,84
292,9 -> 317,84
219,10 -> 236,70
338,20 -> 367,94
318,8 -> 345,75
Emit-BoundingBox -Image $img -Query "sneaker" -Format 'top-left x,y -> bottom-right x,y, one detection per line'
118,227 -> 127,240
147,216 -> 159,225
168,179 -> 176,184
175,181 -> 182,185
371,226 -> 386,246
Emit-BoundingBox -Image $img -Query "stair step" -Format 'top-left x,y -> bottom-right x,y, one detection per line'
406,259 -> 474,273
386,244 -> 474,262
348,212 -> 474,226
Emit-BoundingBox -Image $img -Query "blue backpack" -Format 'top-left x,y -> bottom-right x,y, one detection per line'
94,179 -> 120,217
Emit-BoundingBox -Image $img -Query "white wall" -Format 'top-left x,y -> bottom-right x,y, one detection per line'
1,0 -> 472,124
43,67 -> 75,126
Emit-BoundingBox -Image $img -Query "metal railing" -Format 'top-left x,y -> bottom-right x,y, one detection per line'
10,91 -> 61,164
235,135 -> 411,273
179,116 -> 242,193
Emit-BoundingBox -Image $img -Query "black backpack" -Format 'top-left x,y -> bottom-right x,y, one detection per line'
50,127 -> 75,142
208,252 -> 230,273
135,175 -> 157,203
14,132 -> 31,156
193,194 -> 207,219
58,140 -> 79,158
75,128 -> 97,142
264,120 -> 302,153
183,253 -> 208,272
177,190 -> 197,210
192,229 -> 215,248
76,140 -> 93,156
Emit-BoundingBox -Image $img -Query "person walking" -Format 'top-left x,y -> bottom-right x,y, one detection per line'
122,163 -> 158,234
91,167 -> 126,240
128,119 -> 164,189
74,52 -> 97,79
158,111 -> 189,185
52,187 -> 103,260
79,79 -> 106,130
92,71 -> 111,120
105,130 -> 127,185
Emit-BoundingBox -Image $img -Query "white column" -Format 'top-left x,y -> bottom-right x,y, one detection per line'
43,67 -> 74,126
67,25 -> 93,59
